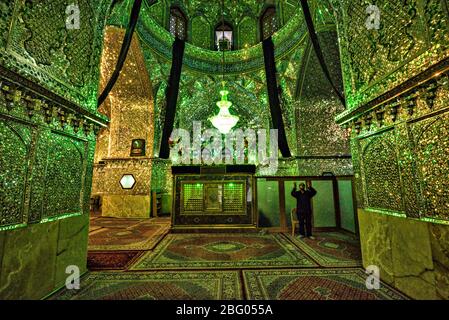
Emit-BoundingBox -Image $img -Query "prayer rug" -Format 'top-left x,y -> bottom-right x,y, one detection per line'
87,251 -> 142,270
287,232 -> 362,267
130,233 -> 317,270
49,271 -> 242,300
89,217 -> 145,229
88,225 -> 103,233
243,268 -> 408,300
88,223 -> 169,251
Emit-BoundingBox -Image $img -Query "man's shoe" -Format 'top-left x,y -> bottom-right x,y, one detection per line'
308,236 -> 316,240
299,235 -> 305,239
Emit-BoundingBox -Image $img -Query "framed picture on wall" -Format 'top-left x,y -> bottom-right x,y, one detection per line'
130,139 -> 145,156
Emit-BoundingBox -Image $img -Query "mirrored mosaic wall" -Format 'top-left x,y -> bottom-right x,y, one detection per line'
350,81 -> 449,224
0,77 -> 100,230
293,28 -> 352,177
109,0 -> 308,75
106,0 -> 350,179
0,0 -> 111,230
334,0 -> 449,223
92,27 -> 155,198
330,0 -> 449,110
134,17 -> 304,169
94,0 -> 350,198
0,0 -> 113,112
95,1 -> 349,195
133,0 -> 300,50
93,1 -> 346,205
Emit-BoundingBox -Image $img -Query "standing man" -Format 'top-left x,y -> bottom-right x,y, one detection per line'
291,181 -> 317,239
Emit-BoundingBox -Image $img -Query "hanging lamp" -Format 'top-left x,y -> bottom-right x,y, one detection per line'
208,0 -> 239,134
209,86 -> 239,134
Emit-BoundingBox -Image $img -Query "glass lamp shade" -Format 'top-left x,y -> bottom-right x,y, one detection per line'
209,90 -> 239,134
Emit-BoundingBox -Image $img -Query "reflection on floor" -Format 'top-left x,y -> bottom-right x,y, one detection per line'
50,218 -> 409,300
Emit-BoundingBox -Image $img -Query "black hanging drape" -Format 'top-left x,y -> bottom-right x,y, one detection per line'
159,38 -> 186,159
300,0 -> 346,107
262,37 -> 292,158
97,0 -> 143,107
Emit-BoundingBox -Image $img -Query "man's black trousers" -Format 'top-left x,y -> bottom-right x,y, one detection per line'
297,210 -> 312,237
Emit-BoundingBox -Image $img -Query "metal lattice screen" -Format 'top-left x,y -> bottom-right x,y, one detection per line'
181,182 -> 245,214
183,183 -> 204,212
223,183 -> 244,212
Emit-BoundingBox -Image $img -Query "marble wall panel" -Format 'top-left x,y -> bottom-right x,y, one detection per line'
358,209 -> 395,284
358,208 -> 449,300
429,223 -> 449,299
102,195 -> 151,218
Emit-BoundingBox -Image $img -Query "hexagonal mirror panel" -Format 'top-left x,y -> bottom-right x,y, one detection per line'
120,174 -> 136,189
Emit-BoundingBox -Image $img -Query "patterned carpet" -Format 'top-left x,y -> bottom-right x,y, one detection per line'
243,268 -> 408,300
87,252 -> 142,270
130,233 -> 318,270
88,225 -> 103,233
287,232 -> 362,267
75,219 -> 409,300
50,271 -> 242,300
88,217 -> 170,251
89,217 -> 144,229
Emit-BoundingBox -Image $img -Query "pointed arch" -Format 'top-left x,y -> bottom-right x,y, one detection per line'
215,21 -> 234,51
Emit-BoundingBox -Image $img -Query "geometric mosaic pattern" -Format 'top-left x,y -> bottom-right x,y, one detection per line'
287,232 -> 362,267
243,268 -> 409,300
130,233 -> 318,270
49,271 -> 242,300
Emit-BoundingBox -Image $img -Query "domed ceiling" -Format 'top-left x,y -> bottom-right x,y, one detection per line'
145,0 -> 297,50
105,0 -> 338,158
108,0 -> 309,74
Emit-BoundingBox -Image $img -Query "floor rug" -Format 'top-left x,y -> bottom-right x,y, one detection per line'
287,232 -> 362,267
50,271 -> 242,300
243,268 -> 408,300
130,233 -> 317,270
142,217 -> 171,224
88,223 -> 169,251
89,217 -> 144,229
87,252 -> 142,270
88,225 -> 103,233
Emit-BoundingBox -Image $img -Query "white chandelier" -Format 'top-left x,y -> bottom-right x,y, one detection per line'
209,89 -> 239,134
208,0 -> 240,135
